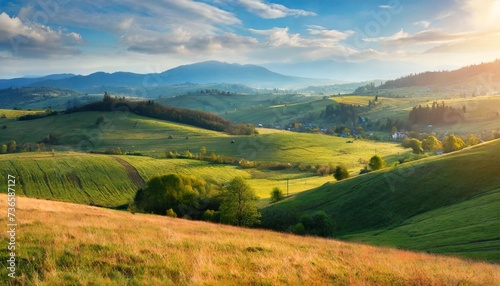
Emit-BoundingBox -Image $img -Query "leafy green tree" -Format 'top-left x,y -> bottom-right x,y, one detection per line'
465,134 -> 480,146
422,135 -> 443,152
200,146 -> 207,158
311,211 -> 335,237
333,165 -> 350,181
134,174 -> 216,218
270,187 -> 284,203
219,177 -> 261,227
443,135 -> 465,153
369,155 -> 386,170
298,211 -> 335,237
291,223 -> 306,235
408,138 -> 424,154
6,140 -> 16,153
0,144 -> 7,154
166,208 -> 178,218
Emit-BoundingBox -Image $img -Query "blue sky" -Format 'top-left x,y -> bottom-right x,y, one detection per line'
0,0 -> 499,80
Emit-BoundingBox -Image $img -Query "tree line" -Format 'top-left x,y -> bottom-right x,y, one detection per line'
67,93 -> 257,135
409,102 -> 464,125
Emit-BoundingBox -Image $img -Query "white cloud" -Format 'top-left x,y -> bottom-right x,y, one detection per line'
413,21 -> 430,28
378,5 -> 392,9
307,26 -> 355,41
249,27 -> 301,46
124,29 -> 258,55
362,29 -> 409,43
0,12 -> 83,58
236,0 -> 316,19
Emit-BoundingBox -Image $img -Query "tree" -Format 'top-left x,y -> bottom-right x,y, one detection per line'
369,155 -> 386,170
422,135 -> 443,152
219,177 -> 261,227
0,144 -> 7,154
166,208 -> 178,218
200,146 -> 207,158
270,187 -> 284,203
465,134 -> 479,146
333,165 -> 350,181
443,135 -> 465,153
134,174 -> 216,218
408,138 -> 424,154
6,140 -> 16,153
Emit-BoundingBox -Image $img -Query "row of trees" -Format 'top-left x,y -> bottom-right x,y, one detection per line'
132,175 -> 261,227
409,102 -> 464,125
402,134 -> 477,154
70,93 -> 257,135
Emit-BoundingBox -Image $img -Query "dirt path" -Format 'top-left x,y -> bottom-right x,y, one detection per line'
113,157 -> 146,189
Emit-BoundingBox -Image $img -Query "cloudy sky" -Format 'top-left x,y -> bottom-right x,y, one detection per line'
0,0 -> 499,80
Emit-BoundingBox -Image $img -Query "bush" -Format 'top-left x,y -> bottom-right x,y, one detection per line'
443,135 -> 465,153
369,155 -> 386,170
270,187 -> 285,203
422,135 -> 442,152
359,166 -> 370,174
134,174 -> 218,219
408,138 -> 423,154
291,223 -> 306,235
202,209 -> 218,222
333,165 -> 350,181
38,133 -> 62,145
166,208 -> 178,218
297,211 -> 335,237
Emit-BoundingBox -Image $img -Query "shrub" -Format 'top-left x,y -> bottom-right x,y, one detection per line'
270,187 -> 285,203
369,155 -> 386,170
408,138 -> 423,154
202,209 -> 215,222
422,135 -> 443,152
166,208 -> 178,218
443,135 -> 465,153
333,165 -> 350,181
298,211 -> 335,237
291,223 -> 306,235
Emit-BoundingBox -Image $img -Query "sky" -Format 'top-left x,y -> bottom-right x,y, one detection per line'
0,0 -> 499,80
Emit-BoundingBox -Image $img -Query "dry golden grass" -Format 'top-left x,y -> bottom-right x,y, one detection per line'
1,194 -> 498,285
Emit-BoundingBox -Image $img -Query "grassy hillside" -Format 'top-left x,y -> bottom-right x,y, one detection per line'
0,111 -> 407,169
1,195 -> 498,285
157,93 -> 317,114
0,152 -> 335,207
261,139 -> 500,262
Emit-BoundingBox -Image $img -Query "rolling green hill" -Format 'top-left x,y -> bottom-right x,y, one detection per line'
261,139 -> 500,262
0,152 -> 337,207
0,110 -> 407,168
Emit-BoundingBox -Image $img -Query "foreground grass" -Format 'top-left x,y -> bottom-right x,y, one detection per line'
0,195 -> 498,285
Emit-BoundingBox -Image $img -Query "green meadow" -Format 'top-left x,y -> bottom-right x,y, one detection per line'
261,139 -> 500,262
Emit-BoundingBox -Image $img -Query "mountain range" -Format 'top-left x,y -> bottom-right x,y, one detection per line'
0,61 -> 337,91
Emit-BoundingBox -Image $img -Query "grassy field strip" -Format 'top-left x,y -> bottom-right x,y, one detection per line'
1,194 -> 499,285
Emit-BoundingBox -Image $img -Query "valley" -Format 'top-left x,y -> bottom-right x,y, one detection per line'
0,59 -> 499,284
